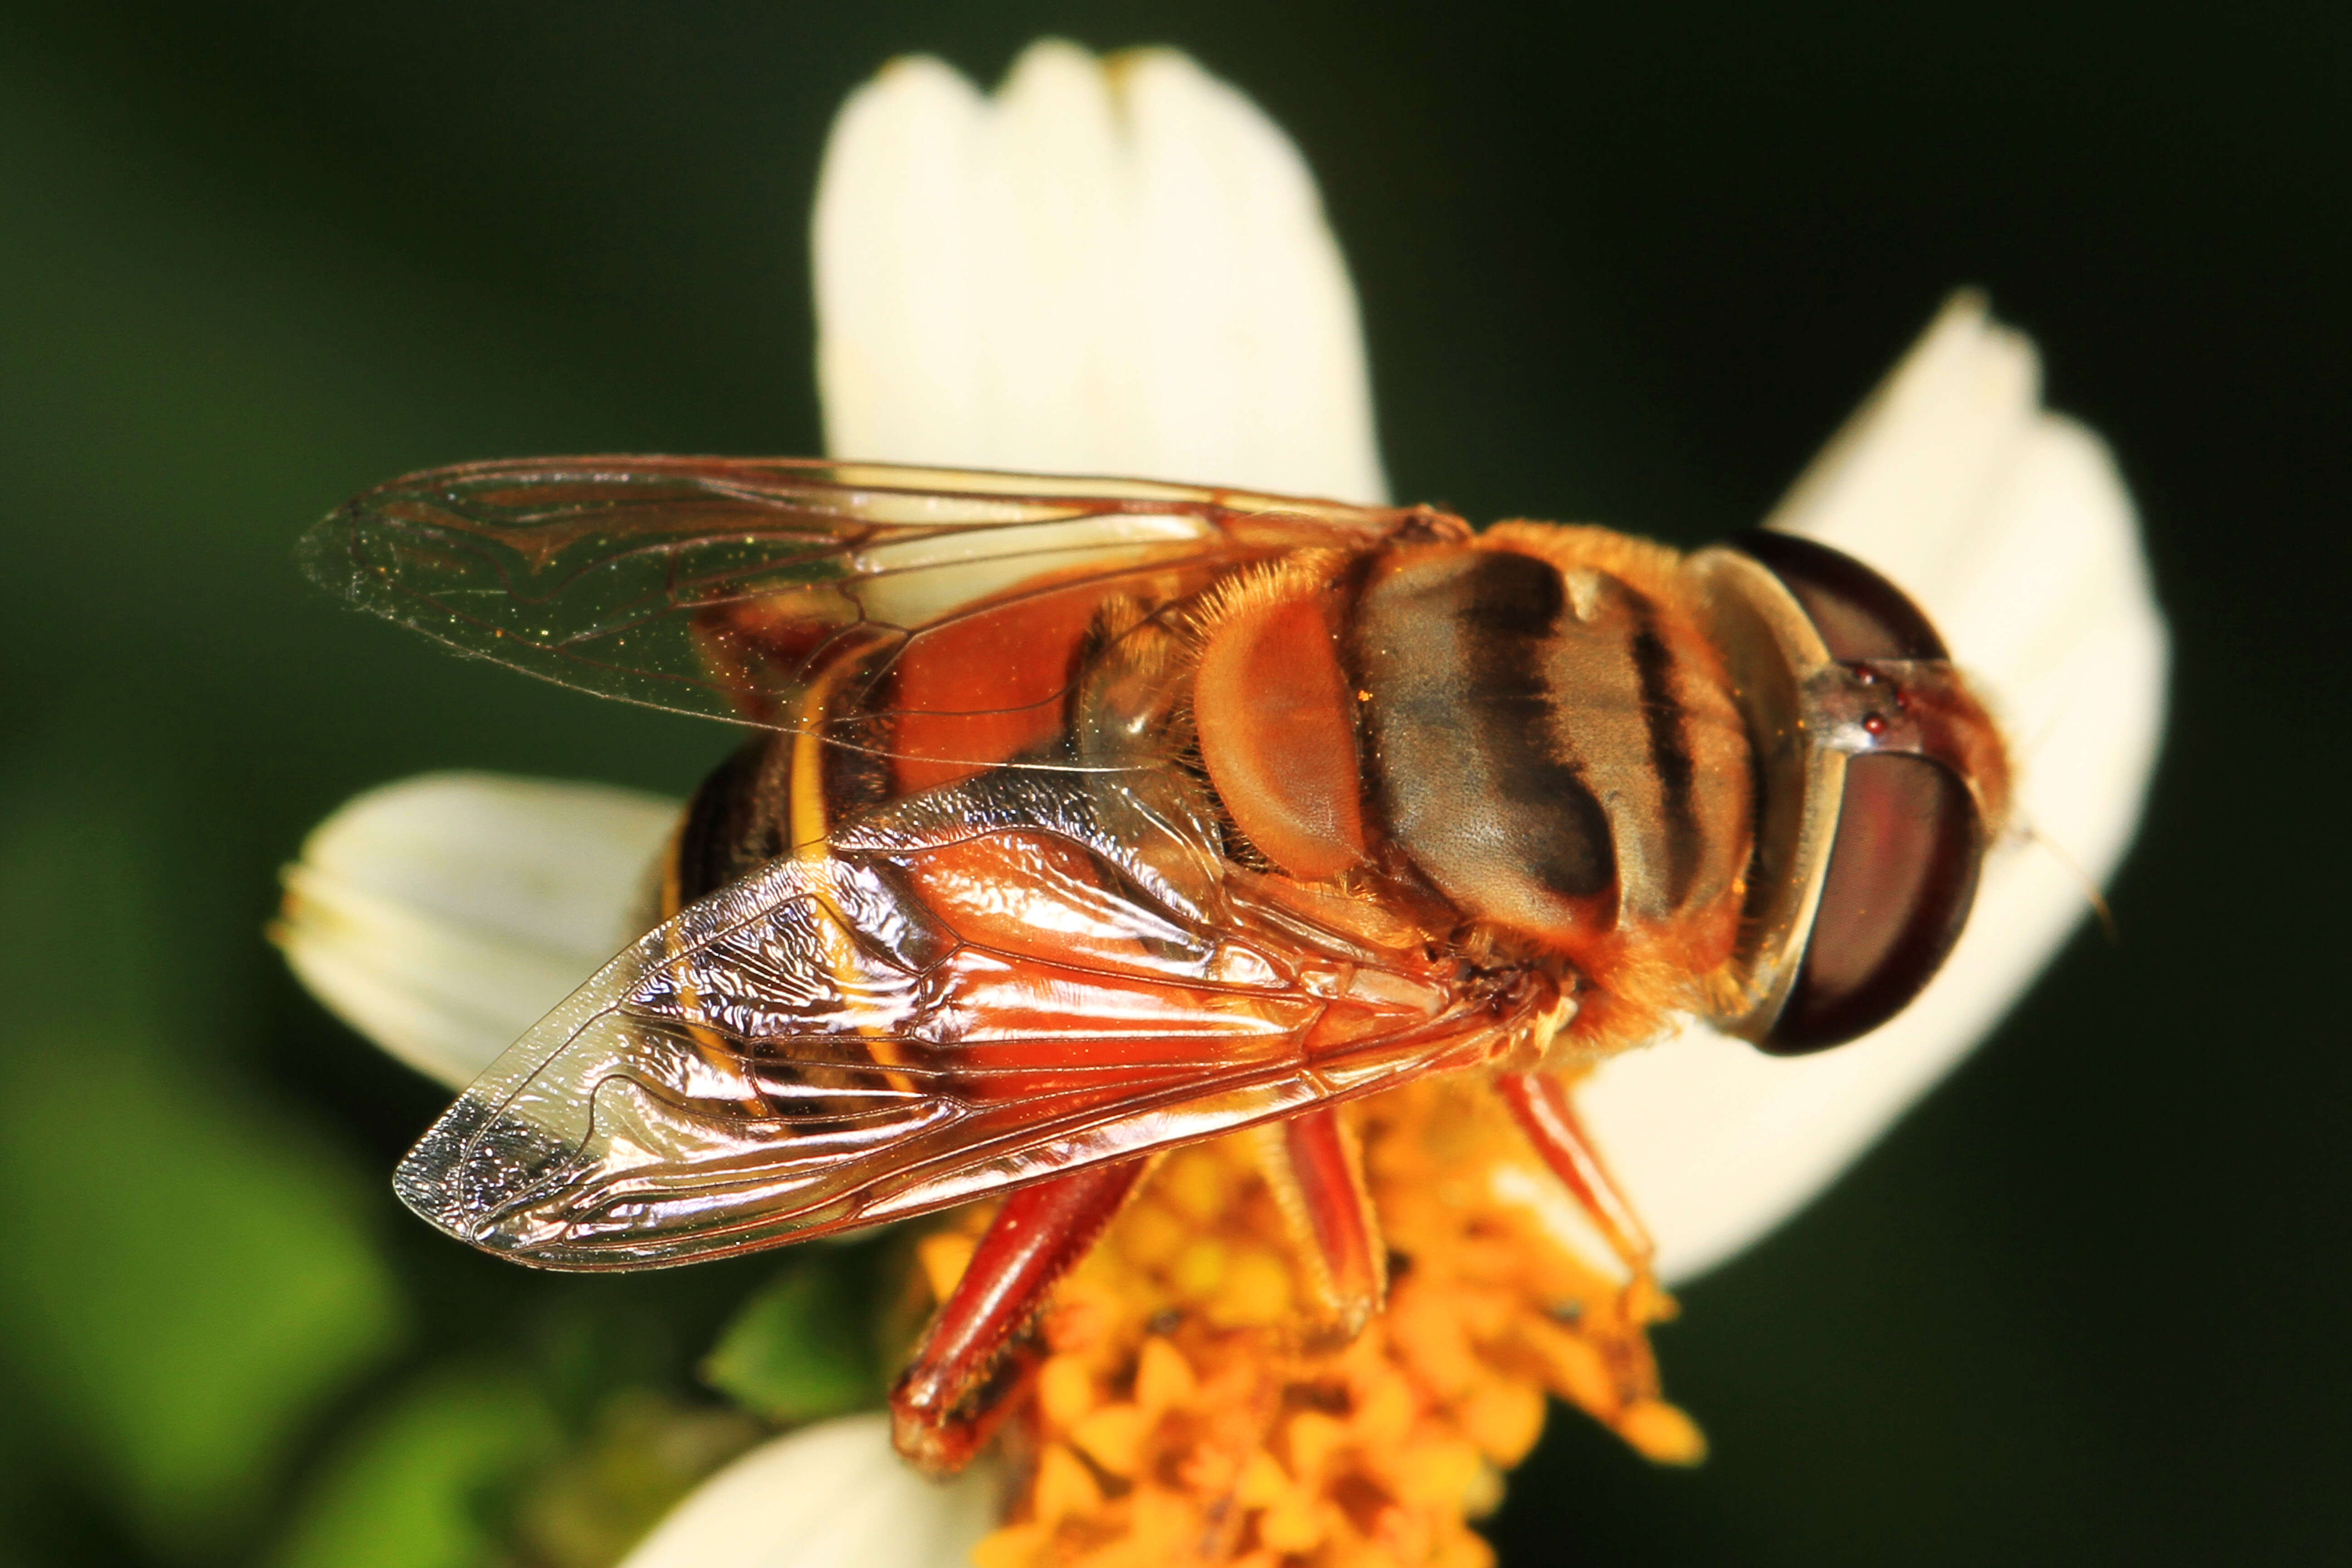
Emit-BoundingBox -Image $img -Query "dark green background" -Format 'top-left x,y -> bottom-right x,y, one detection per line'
0,3 -> 2342,1564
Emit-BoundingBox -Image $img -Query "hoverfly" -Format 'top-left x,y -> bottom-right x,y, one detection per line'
302,457 -> 2009,1471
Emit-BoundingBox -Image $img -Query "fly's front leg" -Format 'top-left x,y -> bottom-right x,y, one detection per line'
1253,1104 -> 1385,1347
1495,1071 -> 1659,1298
891,1157 -> 1150,1474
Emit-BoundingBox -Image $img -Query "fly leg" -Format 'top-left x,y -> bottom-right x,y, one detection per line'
1253,1104 -> 1386,1347
1495,1071 -> 1658,1292
891,1157 -> 1151,1474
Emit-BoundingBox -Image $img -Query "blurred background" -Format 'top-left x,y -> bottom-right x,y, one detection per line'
0,2 -> 2342,1564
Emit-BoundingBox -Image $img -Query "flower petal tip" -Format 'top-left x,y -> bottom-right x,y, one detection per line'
275,772 -> 679,1089
815,40 -> 1386,504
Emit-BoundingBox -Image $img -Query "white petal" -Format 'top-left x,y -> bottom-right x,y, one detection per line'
278,772 -> 680,1089
814,40 -> 1386,503
617,1413 -> 997,1568
1579,294 -> 2169,1283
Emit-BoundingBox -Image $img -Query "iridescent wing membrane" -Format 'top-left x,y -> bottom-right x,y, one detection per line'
299,456 -> 1405,756
323,460 -> 1527,1267
393,765 -> 1541,1269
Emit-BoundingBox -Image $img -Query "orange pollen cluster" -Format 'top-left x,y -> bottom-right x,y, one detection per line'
921,1078 -> 1704,1568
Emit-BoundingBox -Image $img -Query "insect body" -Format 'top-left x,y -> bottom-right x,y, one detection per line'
304,457 -> 2008,1470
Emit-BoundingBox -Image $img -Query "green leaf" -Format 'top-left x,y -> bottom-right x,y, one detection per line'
701,1262 -> 881,1424
270,1368 -> 559,1568
0,789 -> 408,1550
0,1042 -> 409,1548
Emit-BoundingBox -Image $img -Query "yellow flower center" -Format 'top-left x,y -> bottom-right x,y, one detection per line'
919,1078 -> 1702,1568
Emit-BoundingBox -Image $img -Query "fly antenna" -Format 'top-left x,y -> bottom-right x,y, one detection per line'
2017,818 -> 2118,945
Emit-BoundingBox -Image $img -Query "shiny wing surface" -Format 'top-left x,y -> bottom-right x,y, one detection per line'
301,457 -> 1408,737
394,767 -> 1541,1269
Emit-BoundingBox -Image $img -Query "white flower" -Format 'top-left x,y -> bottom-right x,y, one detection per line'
815,39 -> 1386,504
614,1414 -> 997,1568
278,772 -> 677,1090
279,36 -> 2166,1564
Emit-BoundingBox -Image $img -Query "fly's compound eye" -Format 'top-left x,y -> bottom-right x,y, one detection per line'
1689,533 -> 2013,1056
1731,531 -> 2007,1054
1768,685 -> 1986,1052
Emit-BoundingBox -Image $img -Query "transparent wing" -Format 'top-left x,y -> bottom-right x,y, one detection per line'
300,456 -> 1410,737
393,765 -> 1540,1269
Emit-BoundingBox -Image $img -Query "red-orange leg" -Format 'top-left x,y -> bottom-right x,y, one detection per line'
1254,1104 -> 1386,1347
1496,1071 -> 1656,1279
890,1157 -> 1149,1474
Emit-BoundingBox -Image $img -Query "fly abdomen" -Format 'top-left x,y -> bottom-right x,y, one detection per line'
1348,534 -> 1749,956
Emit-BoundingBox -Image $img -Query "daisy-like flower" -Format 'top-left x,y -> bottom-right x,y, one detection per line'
277,39 -> 2165,1568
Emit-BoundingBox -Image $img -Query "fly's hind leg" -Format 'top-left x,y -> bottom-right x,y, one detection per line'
1498,1069 -> 1705,1463
1495,1071 -> 1661,1306
891,1157 -> 1151,1475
